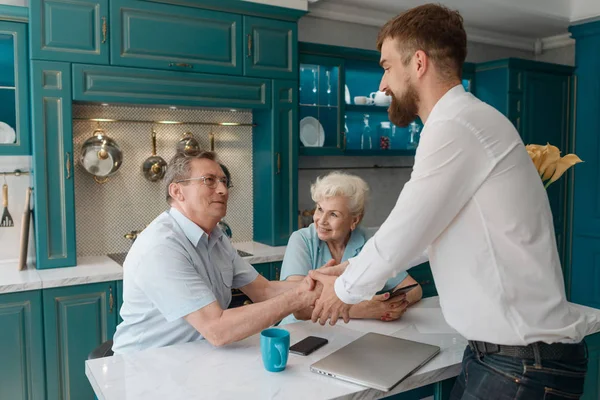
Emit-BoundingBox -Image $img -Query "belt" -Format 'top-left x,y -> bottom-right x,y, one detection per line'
468,340 -> 585,361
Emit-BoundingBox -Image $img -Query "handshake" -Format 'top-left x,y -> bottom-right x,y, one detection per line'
293,261 -> 410,326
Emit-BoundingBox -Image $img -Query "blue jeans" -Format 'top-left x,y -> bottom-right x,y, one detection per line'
449,342 -> 588,399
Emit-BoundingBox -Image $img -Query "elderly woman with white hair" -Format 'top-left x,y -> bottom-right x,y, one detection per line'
280,171 -> 422,325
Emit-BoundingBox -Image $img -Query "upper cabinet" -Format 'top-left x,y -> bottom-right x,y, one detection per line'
243,16 -> 297,80
298,42 -> 475,156
30,0 -> 109,63
110,0 -> 243,75
0,20 -> 30,155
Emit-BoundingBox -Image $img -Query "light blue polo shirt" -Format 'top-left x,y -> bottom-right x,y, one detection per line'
279,223 -> 408,325
112,208 -> 258,354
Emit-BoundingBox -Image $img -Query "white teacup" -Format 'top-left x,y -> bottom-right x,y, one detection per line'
354,96 -> 373,105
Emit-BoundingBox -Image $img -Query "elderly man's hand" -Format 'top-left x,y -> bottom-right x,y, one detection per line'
309,270 -> 352,326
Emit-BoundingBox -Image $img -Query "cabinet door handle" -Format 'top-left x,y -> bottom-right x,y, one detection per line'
65,152 -> 71,179
169,62 -> 193,69
247,34 -> 252,58
276,153 -> 281,174
101,17 -> 107,44
109,286 -> 114,313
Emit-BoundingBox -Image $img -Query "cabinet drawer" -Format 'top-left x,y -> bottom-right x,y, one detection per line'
111,0 -> 242,75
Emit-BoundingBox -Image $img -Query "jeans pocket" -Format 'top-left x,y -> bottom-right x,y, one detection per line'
523,362 -> 587,378
543,387 -> 582,399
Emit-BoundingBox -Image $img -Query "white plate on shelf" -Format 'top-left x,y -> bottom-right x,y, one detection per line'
0,121 -> 16,144
300,116 -> 325,147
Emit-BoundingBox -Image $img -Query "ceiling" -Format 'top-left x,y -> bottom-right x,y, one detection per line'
306,0 -> 600,52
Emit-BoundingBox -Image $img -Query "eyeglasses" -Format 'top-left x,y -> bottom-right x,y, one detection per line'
176,175 -> 233,189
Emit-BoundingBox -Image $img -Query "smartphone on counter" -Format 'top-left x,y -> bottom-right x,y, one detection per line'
388,283 -> 419,299
289,336 -> 329,356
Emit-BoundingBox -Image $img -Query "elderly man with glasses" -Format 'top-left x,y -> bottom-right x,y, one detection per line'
112,151 -> 323,354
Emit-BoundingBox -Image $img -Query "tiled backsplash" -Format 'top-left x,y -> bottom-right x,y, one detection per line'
73,104 -> 253,257
298,156 -> 414,229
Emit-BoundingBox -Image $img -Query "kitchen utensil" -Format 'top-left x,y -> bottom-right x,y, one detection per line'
345,85 -> 351,104
0,121 -> 16,144
300,117 -> 325,147
18,187 -> 32,270
80,127 -> 123,183
1,182 -> 13,227
176,131 -> 200,155
369,91 -> 392,107
142,129 -> 167,182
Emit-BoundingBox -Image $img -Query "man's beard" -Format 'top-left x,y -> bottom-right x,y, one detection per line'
388,82 -> 419,128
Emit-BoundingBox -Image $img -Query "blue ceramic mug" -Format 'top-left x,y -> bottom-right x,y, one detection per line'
260,328 -> 290,372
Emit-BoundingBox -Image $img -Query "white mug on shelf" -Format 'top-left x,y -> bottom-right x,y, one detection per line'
354,96 -> 373,105
369,91 -> 392,107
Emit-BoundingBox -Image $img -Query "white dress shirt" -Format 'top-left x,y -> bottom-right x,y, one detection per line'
335,85 -> 588,346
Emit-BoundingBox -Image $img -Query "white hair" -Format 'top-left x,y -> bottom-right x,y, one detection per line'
310,171 -> 369,218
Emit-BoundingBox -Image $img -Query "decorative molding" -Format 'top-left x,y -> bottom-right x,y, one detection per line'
307,1 -> 577,53
540,33 -> 575,51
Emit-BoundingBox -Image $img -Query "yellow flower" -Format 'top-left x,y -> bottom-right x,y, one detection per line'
525,143 -> 583,189
549,154 -> 583,184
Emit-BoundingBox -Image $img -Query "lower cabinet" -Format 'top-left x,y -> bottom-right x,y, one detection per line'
230,261 -> 283,308
0,290 -> 46,400
408,263 -> 438,299
583,332 -> 600,400
43,282 -> 118,400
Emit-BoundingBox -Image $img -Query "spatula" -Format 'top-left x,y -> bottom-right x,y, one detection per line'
1,183 -> 13,227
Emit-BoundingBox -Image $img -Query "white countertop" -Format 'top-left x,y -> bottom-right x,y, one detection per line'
86,297 -> 467,400
0,241 -> 286,294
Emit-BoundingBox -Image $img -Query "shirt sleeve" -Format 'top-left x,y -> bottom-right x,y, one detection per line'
335,120 -> 494,304
135,244 -> 217,322
280,231 -> 314,281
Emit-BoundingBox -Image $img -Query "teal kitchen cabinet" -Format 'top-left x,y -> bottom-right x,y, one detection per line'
475,59 -> 573,274
30,0 -> 109,63
31,61 -> 77,270
0,290 -> 46,400
110,0 -> 243,75
254,80 -> 298,245
407,263 -> 437,299
0,20 -> 30,155
582,332 -> 600,399
43,282 -> 117,400
243,16 -> 297,80
569,21 -> 600,309
298,42 -> 474,156
116,279 -> 123,325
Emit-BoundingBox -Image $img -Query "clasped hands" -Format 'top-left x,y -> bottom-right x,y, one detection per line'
298,261 -> 408,326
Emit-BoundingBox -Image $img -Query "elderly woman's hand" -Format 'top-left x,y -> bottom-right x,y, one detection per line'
350,292 -> 410,321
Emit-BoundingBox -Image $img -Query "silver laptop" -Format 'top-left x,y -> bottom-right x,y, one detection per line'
310,332 -> 440,392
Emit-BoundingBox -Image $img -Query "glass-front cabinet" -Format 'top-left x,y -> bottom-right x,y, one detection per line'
298,42 -> 474,156
299,54 -> 344,155
0,20 -> 29,155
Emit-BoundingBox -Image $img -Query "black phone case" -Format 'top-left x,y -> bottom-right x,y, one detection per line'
289,336 -> 328,356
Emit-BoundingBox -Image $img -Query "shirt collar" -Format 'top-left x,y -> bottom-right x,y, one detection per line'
426,84 -> 465,124
343,227 -> 367,259
169,207 -> 218,247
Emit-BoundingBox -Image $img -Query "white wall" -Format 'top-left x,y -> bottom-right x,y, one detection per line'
0,0 -> 27,6
243,0 -> 306,11
536,44 -> 575,66
299,16 -> 537,63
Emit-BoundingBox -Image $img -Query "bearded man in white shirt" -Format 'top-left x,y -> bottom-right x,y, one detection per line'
309,4 -> 589,399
